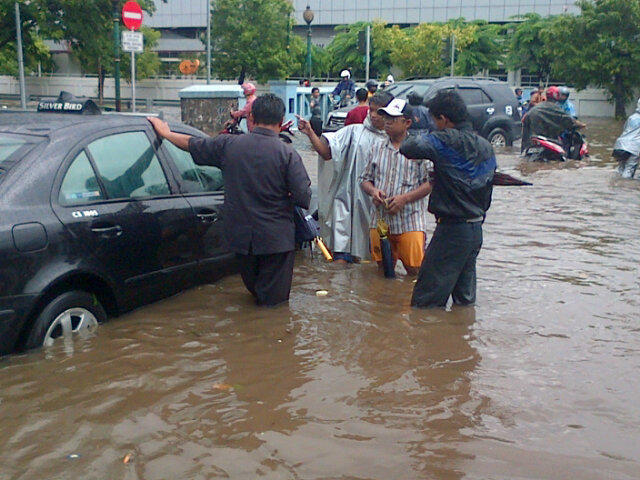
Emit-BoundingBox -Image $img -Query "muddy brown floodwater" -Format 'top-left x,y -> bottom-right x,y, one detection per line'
1,118 -> 639,480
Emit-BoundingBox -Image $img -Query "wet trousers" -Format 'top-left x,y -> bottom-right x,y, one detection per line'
236,250 -> 296,306
618,155 -> 639,179
411,222 -> 483,308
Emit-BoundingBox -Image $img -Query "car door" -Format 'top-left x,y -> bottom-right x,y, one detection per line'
456,87 -> 494,132
158,136 -> 232,274
52,128 -> 199,306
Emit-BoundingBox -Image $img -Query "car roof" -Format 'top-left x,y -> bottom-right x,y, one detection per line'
0,112 -> 193,138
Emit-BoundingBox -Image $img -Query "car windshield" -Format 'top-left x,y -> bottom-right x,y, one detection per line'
0,133 -> 44,181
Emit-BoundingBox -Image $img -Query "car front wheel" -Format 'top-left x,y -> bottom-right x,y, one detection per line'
488,127 -> 512,147
25,291 -> 106,350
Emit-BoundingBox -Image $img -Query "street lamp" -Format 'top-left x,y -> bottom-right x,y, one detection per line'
303,5 -> 314,82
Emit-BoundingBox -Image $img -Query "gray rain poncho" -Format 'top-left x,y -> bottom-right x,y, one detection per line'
614,99 -> 640,156
318,117 -> 387,259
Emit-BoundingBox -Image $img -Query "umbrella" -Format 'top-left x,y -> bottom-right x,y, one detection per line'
377,206 -> 396,278
493,171 -> 532,186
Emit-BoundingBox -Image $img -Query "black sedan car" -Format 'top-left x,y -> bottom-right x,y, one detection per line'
0,103 -> 234,355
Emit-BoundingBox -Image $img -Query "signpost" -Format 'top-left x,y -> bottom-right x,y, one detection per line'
122,1 -> 143,112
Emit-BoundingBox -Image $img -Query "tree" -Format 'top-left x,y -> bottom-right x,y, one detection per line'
34,0 -> 157,102
506,13 -> 557,85
211,0 -> 295,82
325,21 -> 395,80
389,23 -> 475,78
455,21 -> 505,76
545,0 -> 640,117
0,0 -> 52,75
288,34 -> 331,80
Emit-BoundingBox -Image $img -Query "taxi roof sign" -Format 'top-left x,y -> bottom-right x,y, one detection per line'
37,92 -> 101,115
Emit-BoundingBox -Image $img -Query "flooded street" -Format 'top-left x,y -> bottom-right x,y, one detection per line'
1,118 -> 639,479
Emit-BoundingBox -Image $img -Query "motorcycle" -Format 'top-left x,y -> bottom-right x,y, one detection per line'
329,94 -> 353,110
221,117 -> 294,144
523,128 -> 589,162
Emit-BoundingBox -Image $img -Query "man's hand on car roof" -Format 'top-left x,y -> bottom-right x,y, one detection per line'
147,116 -> 171,139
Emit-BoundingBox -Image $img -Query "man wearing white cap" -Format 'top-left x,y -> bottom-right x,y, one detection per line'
360,98 -> 432,275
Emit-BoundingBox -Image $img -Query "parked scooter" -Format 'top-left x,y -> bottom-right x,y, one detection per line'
523,128 -> 589,162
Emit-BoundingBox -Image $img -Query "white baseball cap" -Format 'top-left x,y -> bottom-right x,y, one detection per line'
340,70 -> 351,78
377,98 -> 409,117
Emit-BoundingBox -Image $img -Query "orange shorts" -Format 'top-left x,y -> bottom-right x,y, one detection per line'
369,230 -> 426,269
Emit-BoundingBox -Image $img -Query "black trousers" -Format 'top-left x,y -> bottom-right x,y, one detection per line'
236,250 -> 296,306
411,222 -> 483,308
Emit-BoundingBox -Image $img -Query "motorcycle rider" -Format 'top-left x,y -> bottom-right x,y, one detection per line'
230,82 -> 258,132
521,85 -> 586,153
612,98 -> 640,179
558,86 -> 577,118
365,79 -> 378,98
332,70 -> 356,107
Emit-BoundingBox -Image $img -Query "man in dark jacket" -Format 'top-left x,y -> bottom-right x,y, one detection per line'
148,94 -> 311,306
400,90 -> 496,308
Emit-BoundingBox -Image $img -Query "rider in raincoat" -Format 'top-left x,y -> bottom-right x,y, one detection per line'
613,98 -> 640,179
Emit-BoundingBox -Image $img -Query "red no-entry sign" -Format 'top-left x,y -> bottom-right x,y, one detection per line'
122,1 -> 143,31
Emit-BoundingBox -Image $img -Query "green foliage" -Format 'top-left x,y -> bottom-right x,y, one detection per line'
506,13 -> 557,84
288,34 -> 331,79
35,0 -> 157,76
0,1 -> 52,75
455,21 -> 505,76
545,0 -> 640,117
211,0 -> 295,82
325,19 -> 503,80
325,22 -> 395,79
325,22 -> 369,77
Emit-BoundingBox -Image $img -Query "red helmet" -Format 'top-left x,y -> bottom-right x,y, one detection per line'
546,86 -> 561,101
241,82 -> 256,95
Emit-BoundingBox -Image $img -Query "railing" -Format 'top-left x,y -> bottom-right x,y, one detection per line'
294,86 -> 333,125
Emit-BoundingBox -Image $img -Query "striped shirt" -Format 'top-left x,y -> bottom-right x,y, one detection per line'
360,138 -> 431,235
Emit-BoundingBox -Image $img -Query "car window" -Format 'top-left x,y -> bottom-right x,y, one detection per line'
87,131 -> 170,199
404,85 -> 430,100
163,141 -> 224,193
0,134 -> 43,182
457,88 -> 488,105
59,150 -> 105,205
385,84 -> 413,98
0,136 -> 25,162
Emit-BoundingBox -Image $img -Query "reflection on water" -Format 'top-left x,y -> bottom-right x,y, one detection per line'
1,118 -> 639,479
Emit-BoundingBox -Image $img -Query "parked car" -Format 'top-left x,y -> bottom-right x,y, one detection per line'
323,77 -> 522,147
0,99 -> 235,355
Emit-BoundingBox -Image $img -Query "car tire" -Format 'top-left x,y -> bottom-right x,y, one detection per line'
24,291 -> 106,350
488,127 -> 512,147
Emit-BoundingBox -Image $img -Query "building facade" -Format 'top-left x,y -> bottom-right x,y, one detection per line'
291,0 -> 579,45
147,0 -> 580,59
